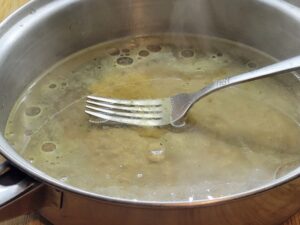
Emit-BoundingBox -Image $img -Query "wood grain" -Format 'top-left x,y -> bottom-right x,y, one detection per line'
0,0 -> 300,225
1,210 -> 300,225
285,213 -> 300,225
0,215 -> 45,225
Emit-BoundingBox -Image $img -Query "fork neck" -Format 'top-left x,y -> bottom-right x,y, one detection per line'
190,82 -> 221,104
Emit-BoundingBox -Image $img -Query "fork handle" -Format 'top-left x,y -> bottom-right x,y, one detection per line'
191,55 -> 300,103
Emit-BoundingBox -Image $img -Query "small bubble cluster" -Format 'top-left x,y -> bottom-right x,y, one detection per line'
106,42 -> 165,67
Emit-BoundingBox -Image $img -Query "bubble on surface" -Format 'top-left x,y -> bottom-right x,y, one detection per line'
146,44 -> 161,52
122,48 -> 130,53
60,176 -> 68,182
137,173 -> 143,178
147,148 -> 166,163
61,82 -> 67,87
117,57 -> 133,65
181,49 -> 194,58
138,50 -> 150,57
107,48 -> 120,56
41,142 -> 56,152
49,83 -> 57,89
25,106 -> 41,117
28,157 -> 34,163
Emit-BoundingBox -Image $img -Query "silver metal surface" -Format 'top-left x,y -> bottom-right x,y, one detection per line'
0,161 -> 35,207
86,55 -> 300,126
0,184 -> 61,222
0,0 -> 300,224
85,95 -> 171,126
38,178 -> 300,225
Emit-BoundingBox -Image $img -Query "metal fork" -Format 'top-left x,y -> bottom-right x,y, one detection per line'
85,55 -> 300,127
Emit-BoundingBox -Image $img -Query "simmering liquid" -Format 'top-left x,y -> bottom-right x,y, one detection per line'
5,35 -> 300,202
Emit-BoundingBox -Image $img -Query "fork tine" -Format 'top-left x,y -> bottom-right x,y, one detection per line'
86,100 -> 162,112
87,95 -> 163,106
85,110 -> 166,126
86,105 -> 162,119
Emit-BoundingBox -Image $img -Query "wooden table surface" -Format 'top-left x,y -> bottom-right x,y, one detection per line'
1,209 -> 300,225
1,1 -> 300,224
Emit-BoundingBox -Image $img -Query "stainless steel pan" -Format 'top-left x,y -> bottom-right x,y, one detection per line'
1,0 -> 300,224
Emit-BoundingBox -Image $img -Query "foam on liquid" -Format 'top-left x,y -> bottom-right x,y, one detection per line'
5,35 -> 300,202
